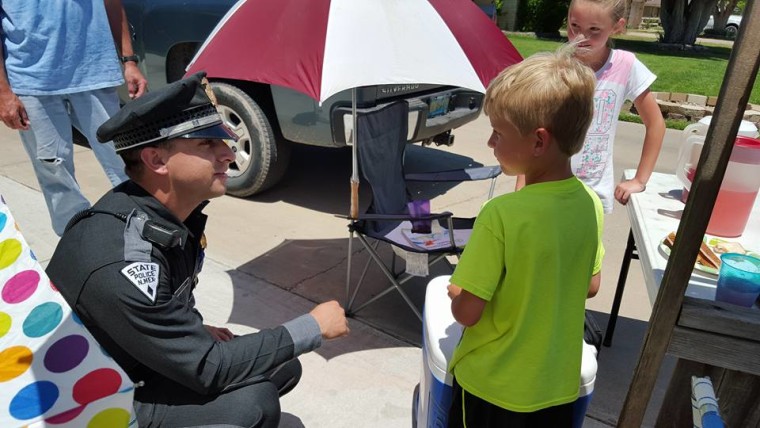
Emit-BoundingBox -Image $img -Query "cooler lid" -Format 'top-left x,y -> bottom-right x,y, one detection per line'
424,276 -> 464,374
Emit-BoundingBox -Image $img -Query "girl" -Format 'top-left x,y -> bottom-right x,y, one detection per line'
515,0 -> 665,213
568,0 -> 665,212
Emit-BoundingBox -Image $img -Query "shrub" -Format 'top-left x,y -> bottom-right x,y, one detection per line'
517,0 -> 570,38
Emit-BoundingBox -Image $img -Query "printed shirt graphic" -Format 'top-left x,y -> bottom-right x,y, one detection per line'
571,49 -> 656,213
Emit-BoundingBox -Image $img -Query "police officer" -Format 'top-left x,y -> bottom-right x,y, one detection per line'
46,72 -> 349,427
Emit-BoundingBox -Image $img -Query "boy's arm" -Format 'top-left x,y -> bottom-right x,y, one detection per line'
448,284 -> 487,326
587,272 -> 601,298
615,89 -> 665,205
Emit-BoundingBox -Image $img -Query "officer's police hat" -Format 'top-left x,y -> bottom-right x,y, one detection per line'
97,71 -> 238,152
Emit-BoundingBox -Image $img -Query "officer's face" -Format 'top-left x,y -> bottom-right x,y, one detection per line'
163,138 -> 234,202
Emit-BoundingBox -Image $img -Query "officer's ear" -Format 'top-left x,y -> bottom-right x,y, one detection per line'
140,146 -> 170,176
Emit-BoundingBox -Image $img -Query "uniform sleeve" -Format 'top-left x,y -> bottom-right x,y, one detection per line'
79,262 -> 299,395
449,203 -> 506,301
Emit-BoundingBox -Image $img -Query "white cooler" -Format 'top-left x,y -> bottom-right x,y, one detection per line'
413,276 -> 597,428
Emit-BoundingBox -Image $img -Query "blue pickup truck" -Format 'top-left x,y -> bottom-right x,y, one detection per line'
122,0 -> 485,196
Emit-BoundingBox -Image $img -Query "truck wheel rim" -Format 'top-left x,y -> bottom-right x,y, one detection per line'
217,105 -> 251,178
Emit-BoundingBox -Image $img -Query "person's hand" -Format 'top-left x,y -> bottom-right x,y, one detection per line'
204,324 -> 234,341
123,63 -> 148,99
0,88 -> 29,130
310,300 -> 349,340
615,178 -> 646,205
447,284 -> 462,300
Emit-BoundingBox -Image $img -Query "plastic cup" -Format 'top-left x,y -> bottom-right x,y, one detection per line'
408,200 -> 431,234
715,253 -> 760,307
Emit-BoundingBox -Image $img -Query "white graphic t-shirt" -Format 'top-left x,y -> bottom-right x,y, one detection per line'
571,49 -> 656,213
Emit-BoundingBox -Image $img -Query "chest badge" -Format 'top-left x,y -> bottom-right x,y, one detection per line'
121,262 -> 160,303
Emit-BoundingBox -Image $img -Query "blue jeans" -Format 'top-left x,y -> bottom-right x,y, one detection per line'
18,87 -> 128,236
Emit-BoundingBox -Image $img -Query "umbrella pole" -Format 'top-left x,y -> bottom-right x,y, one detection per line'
350,88 -> 359,219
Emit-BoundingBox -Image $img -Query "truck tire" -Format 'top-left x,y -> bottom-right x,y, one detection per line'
725,24 -> 739,39
212,82 -> 291,197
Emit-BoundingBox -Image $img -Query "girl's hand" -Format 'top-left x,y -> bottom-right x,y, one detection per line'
615,178 -> 646,205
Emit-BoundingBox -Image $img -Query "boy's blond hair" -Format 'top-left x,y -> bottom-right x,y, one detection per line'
484,45 -> 596,156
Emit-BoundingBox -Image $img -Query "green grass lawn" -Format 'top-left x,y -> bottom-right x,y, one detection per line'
506,34 -> 760,105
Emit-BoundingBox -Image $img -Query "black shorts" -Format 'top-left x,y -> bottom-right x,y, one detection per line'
448,377 -> 574,428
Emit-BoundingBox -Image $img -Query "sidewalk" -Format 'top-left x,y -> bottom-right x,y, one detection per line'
0,118 -> 681,427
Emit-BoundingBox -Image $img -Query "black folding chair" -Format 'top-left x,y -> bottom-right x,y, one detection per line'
345,101 -> 500,321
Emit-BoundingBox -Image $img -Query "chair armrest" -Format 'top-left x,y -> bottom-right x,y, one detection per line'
354,211 -> 453,222
405,165 -> 501,182
334,212 -> 453,222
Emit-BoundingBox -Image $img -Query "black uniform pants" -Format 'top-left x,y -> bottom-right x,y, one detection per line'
134,358 -> 302,427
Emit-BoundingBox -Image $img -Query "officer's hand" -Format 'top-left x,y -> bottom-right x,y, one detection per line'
204,324 -> 234,342
310,300 -> 349,340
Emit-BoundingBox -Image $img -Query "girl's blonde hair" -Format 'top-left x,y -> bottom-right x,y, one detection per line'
484,44 -> 596,156
570,0 -> 628,23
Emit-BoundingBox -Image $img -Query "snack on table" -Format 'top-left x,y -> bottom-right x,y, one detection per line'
712,241 -> 747,255
663,232 -> 722,270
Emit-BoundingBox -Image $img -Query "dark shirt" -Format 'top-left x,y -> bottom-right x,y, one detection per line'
46,181 -> 320,401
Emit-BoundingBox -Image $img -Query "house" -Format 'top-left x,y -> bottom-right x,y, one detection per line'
628,0 -> 662,28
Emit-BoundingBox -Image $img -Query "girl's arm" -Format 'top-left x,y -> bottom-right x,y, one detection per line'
448,284 -> 486,326
615,89 -> 665,205
515,174 -> 526,191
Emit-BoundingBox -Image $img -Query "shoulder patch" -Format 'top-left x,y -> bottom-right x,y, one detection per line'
120,262 -> 160,303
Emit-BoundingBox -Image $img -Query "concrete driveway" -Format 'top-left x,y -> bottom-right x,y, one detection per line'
0,114 -> 685,427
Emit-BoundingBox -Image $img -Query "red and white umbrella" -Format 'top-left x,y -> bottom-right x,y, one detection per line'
186,0 -> 522,216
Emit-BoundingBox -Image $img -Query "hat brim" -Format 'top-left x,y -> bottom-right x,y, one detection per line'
178,123 -> 239,142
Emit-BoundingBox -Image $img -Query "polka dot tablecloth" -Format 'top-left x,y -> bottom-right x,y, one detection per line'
0,196 -> 134,427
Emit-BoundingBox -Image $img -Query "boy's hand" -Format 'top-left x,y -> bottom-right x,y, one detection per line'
615,178 -> 646,205
447,284 -> 462,300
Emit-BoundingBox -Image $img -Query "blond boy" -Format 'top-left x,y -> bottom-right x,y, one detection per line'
447,47 -> 605,427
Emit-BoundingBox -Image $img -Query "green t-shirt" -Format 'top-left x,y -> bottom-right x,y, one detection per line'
449,176 -> 604,412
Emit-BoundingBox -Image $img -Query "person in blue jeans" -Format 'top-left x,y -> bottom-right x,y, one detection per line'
0,0 -> 147,235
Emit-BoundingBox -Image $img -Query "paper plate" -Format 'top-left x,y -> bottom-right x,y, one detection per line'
658,236 -> 759,277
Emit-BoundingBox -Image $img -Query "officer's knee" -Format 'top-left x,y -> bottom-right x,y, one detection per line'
270,358 -> 302,397
236,382 -> 281,428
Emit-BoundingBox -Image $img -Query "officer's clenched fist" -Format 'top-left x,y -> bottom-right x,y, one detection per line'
310,300 -> 349,339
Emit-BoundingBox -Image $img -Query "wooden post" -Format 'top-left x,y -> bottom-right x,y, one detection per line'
617,2 -> 760,426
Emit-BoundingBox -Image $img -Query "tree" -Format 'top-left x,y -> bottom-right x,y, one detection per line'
711,0 -> 740,32
660,0 -> 718,45
517,0 -> 570,37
